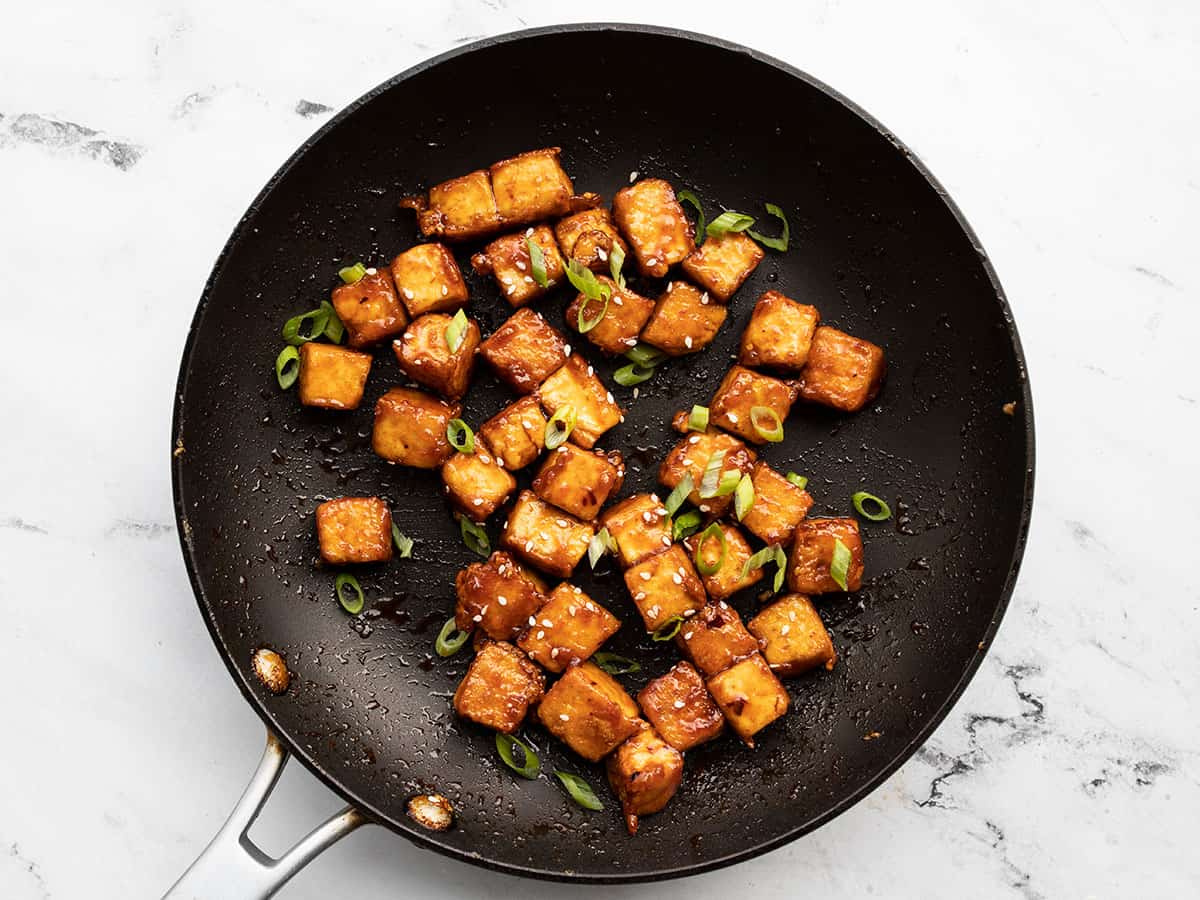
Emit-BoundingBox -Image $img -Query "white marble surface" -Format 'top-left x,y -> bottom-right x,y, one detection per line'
1,1 -> 1197,897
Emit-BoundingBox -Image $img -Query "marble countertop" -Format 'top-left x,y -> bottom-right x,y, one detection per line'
2,2 -> 1196,897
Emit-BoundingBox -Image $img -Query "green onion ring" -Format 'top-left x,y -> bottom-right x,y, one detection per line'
688,405 -> 709,432
495,733 -> 540,779
281,307 -> 330,346
446,418 -> 475,454
338,262 -> 367,284
434,617 -> 470,657
613,363 -> 655,387
275,346 -> 300,390
592,651 -> 641,675
672,509 -> 703,541
750,405 -> 785,442
459,516 -> 490,557
651,615 -> 684,642
830,538 -> 851,591
733,473 -> 755,520
391,525 -> 413,558
544,405 -> 577,450
335,573 -> 364,615
554,771 -> 604,810
693,522 -> 727,576
852,491 -> 892,522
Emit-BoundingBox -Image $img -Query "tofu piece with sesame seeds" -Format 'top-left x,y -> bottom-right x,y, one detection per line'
683,522 -> 764,601
471,225 -> 566,307
454,551 -> 546,641
598,493 -> 673,569
787,517 -> 864,594
657,430 -> 756,519
554,207 -> 629,272
537,355 -> 623,449
623,544 -> 706,632
612,179 -> 695,277
329,268 -> 408,348
738,291 -> 820,372
637,661 -> 725,751
639,281 -> 727,357
372,387 -> 459,468
298,342 -> 372,410
747,594 -> 837,677
314,497 -> 393,565
795,326 -> 886,412
565,276 -> 655,355
388,243 -> 469,318
452,641 -> 545,733
675,600 -> 760,677
739,461 -> 813,546
499,490 -> 594,578
440,441 -> 517,523
393,312 -> 480,401
532,444 -> 625,521
706,654 -> 789,747
478,396 -> 546,470
606,724 -> 684,835
709,365 -> 799,445
681,231 -> 764,302
537,661 -> 643,761
517,583 -> 620,673
477,308 -> 569,394
489,147 -> 598,225
400,169 -> 503,241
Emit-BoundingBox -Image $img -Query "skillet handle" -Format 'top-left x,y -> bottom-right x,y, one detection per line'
164,730 -> 367,899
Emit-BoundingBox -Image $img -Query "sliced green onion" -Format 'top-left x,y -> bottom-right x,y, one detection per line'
335,573 -> 364,615
319,300 -> 346,344
672,509 -> 703,541
624,343 -> 668,368
747,202 -> 790,252
576,292 -> 610,334
445,308 -> 469,353
446,418 -> 475,454
651,615 -> 684,642
281,307 -> 330,346
555,770 -> 604,810
734,473 -> 755,521
773,544 -> 788,593
592,651 -> 641,675
714,470 -> 742,496
613,363 -> 656,387
587,526 -> 616,569
664,473 -> 694,516
750,406 -> 785,443
392,525 -> 413,558
694,522 -> 727,576
697,450 -> 727,499
678,189 -> 707,244
786,472 -> 809,490
688,405 -> 709,432
544,405 -> 577,450
275,346 -> 300,390
852,491 -> 892,522
495,733 -> 539,779
706,210 -> 756,238
565,258 -> 606,301
742,544 -> 779,579
338,262 -> 367,284
525,235 -> 549,287
435,617 -> 469,657
459,516 -> 490,557
830,538 -> 851,591
609,243 -> 626,288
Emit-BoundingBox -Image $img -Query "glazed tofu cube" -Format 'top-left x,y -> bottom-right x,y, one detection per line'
637,661 -> 725,751
683,523 -> 763,601
612,179 -> 695,277
598,493 -> 674,568
372,387 -> 459,468
709,365 -> 798,445
681,231 -> 764,302
639,281 -> 727,357
517,583 -> 620,673
470,225 -> 566,307
532,444 -> 625,521
314,497 -> 392,564
739,461 -> 813,546
537,661 -> 642,761
452,641 -> 545,733
388,243 -> 469,318
565,276 -> 655,355
489,147 -> 591,224
393,312 -> 480,401
297,342 -> 372,410
706,654 -> 789,747
477,308 -> 568,394
454,551 -> 546,641
795,326 -> 885,412
606,725 -> 684,835
329,268 -> 407,348
554,207 -> 629,272
675,600 -> 760,677
748,594 -> 837,677
500,491 -> 593,578
788,518 -> 864,594
623,544 -> 706,632
478,396 -> 546,470
537,355 -> 623,449
738,291 -> 820,372
657,430 -> 756,518
441,441 -> 517,522
401,169 -> 502,241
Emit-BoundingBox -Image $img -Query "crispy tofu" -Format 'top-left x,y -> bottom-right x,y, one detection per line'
683,522 -> 763,601
452,641 -> 545,733
471,225 -> 566,307
739,461 -> 813,546
454,551 -> 546,640
329,268 -> 407,348
623,544 -> 706,632
297,342 -> 372,410
796,326 -> 886,412
537,661 -> 642,762
675,600 -> 760,677
705,654 -> 789,747
400,169 -> 502,241
477,307 -> 568,394
517,583 -> 620,673
738,291 -> 820,372
565,276 -> 655,355
372,387 -> 459,468
532,444 -> 625,521
440,441 -> 517,522
788,517 -> 864,594
612,179 -> 695,277
478,396 -> 546,469
537,355 -> 623,449
489,147 -> 596,225
639,281 -> 727,357
681,231 -> 764,302
314,497 -> 392,565
554,207 -> 629,272
499,490 -> 593,578
606,725 -> 684,835
637,661 -> 725,751
709,365 -> 799,445
657,430 -> 756,518
598,493 -> 674,568
748,594 -> 837,677
388,243 -> 469,318
393,312 -> 480,401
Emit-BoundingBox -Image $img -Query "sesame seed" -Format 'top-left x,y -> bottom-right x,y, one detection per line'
629,170 -> 639,182
684,336 -> 693,349
524,540 -> 534,551
537,630 -> 545,639
524,275 -> 534,284
441,284 -> 448,295
472,614 -> 482,622
526,227 -> 535,237
365,267 -> 377,275
688,435 -> 700,444
473,498 -> 483,506
642,511 -> 653,523
683,631 -> 693,641
699,504 -> 710,513
633,387 -> 640,399
529,616 -> 537,626
651,493 -> 661,502
403,288 -> 414,300
640,571 -> 651,581
612,295 -> 622,306
781,625 -> 791,635
587,365 -> 594,376
648,605 -> 660,617
655,508 -> 668,516
672,573 -> 683,584
564,343 -> 572,355
507,285 -> 517,295
661,536 -> 672,546
683,608 -> 696,617
542,619 -> 553,628
673,700 -> 686,709
635,591 -> 646,600
606,391 -> 614,404
551,648 -> 560,658
568,605 -> 577,616
728,412 -> 739,423
788,611 -> 796,621
479,605 -> 488,614
515,260 -> 527,271
559,712 -> 570,721
701,292 -> 710,305
597,248 -> 608,261
498,596 -> 507,606
557,518 -> 569,527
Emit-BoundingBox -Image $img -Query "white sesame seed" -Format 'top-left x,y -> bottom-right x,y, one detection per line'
568,605 -> 577,616
701,292 -> 710,305
563,343 -> 571,355
700,504 -> 710,513
365,267 -> 377,275
472,614 -> 482,622
788,611 -> 797,621
498,596 -> 507,606
642,511 -> 653,523
728,412 -> 739,423
403,288 -> 414,299
479,605 -> 488,615
551,648 -> 560,658
524,540 -> 534,551
629,170 -> 639,182
683,608 -> 696,617
542,619 -> 553,628
655,508 -> 668,516
684,336 -> 693,349
651,493 -> 661,502
515,260 -> 527,271
673,700 -> 686,709
587,365 -> 594,376
661,536 -> 672,546
672,572 -> 683,584
537,630 -> 545,639
683,631 -> 693,641
635,591 -> 646,601
524,275 -> 533,284
606,391 -> 614,404
526,227 -> 535,237
597,248 -> 608,261
619,414 -> 625,423
640,571 -> 651,581
648,605 -> 660,617
781,625 -> 791,635
441,284 -> 448,295
688,435 -> 700,444
612,295 -> 622,306
529,616 -> 538,626
633,387 -> 640,399
473,498 -> 483,506
559,712 -> 570,721
507,285 -> 517,295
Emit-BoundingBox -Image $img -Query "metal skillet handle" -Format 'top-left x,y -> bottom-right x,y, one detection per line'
164,730 -> 367,899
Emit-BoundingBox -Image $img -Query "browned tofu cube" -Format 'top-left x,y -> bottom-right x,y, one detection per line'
477,307 -> 568,394
554,207 -> 629,272
637,661 -> 725,751
499,490 -> 593,578
657,430 -> 756,518
517,583 -> 620,673
532,444 -> 625,521
565,276 -> 655,355
683,522 -> 763,601
639,281 -> 727,357
314,497 -> 392,564
537,661 -> 642,761
795,326 -> 885,412
606,725 -> 684,835
471,225 -> 566,307
612,179 -> 695,277
440,441 -> 517,522
454,551 -> 546,640
490,147 -> 595,225
623,544 -> 706,632
709,365 -> 798,445
738,291 -> 820,372
478,396 -> 546,470
537,355 -> 623,449
329,268 -> 407,348
297,342 -> 372,410
706,654 -> 789,747
372,387 -> 459,468
681,231 -> 764,302
788,517 -> 864,594
598,493 -> 674,568
452,641 -> 545,733
388,243 -> 469,318
393,312 -> 480,401
401,169 -> 502,241
739,461 -> 814,546
748,594 -> 837,677
675,600 -> 760,677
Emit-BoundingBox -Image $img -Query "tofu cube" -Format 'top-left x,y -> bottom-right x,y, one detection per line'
314,497 -> 392,564
681,231 -> 764,302
554,207 -> 629,272
639,281 -> 727,356
489,147 -> 590,225
795,326 -> 886,412
452,641 -> 545,733
637,661 -> 725,751
372,387 -> 459,468
477,307 -> 568,394
566,276 -> 655,355
675,600 -> 760,677
611,179 -> 695,277
297,342 -> 372,410
440,441 -> 516,522
532,444 -> 625,521
683,522 -> 763,601
705,654 -> 789,747
537,355 -> 623,449
606,725 -> 684,835
739,461 -> 814,546
738,291 -> 820,372
623,544 -> 706,632
537,661 -> 642,761
747,594 -> 837,677
787,517 -> 864,594
657,430 -> 756,518
329,268 -> 407,348
478,396 -> 546,470
499,490 -> 593,578
388,243 -> 469,318
401,169 -> 502,241
517,583 -> 620,673
454,551 -> 546,640
393,312 -> 480,401
470,225 -> 566,307
598,493 -> 674,568
709,365 -> 798,445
